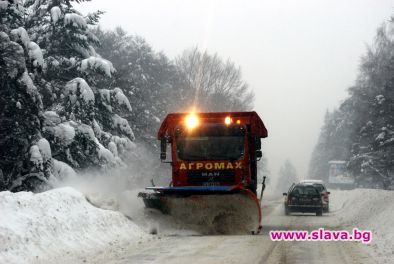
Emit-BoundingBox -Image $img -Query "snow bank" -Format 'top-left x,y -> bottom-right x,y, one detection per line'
330,189 -> 394,263
0,187 -> 146,264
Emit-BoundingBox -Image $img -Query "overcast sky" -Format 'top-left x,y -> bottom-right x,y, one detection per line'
80,0 -> 394,179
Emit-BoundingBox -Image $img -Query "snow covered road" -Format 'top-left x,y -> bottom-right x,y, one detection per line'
105,197 -> 373,264
1,188 -> 393,263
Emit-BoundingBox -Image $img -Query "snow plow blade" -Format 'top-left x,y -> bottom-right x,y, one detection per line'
138,185 -> 262,235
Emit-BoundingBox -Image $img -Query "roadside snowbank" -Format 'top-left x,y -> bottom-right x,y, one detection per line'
330,189 -> 394,263
0,187 -> 146,264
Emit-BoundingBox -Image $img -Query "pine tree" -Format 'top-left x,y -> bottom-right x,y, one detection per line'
347,24 -> 394,189
1,0 -> 136,191
0,0 -> 46,191
93,27 -> 180,151
311,19 -> 394,189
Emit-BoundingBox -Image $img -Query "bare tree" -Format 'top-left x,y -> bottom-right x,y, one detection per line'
175,47 -> 254,112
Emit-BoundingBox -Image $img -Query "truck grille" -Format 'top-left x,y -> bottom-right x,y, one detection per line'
186,170 -> 236,184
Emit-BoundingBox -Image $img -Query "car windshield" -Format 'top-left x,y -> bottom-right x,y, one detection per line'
176,136 -> 244,161
291,186 -> 319,196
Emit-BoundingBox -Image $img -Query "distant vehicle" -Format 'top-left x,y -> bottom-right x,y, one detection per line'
328,160 -> 354,189
283,183 -> 323,216
300,180 -> 330,212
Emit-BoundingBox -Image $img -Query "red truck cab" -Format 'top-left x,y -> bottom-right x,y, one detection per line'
158,112 -> 268,193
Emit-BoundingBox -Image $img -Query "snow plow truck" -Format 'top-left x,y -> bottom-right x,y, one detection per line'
138,111 -> 268,234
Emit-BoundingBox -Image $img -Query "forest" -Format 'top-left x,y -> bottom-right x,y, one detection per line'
309,19 -> 394,190
0,0 -> 255,191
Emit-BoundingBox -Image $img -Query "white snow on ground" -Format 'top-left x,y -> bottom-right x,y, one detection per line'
0,187 -> 147,264
260,188 -> 394,263
1,173 -> 393,264
329,189 -> 394,263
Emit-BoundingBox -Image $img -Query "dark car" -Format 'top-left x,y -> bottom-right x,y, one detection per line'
300,180 -> 330,212
283,183 -> 324,216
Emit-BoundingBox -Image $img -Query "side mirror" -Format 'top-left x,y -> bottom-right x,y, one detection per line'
256,150 -> 262,159
282,193 -> 287,196
160,138 -> 167,161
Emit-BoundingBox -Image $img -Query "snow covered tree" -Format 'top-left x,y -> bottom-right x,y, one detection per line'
0,0 -> 46,191
22,0 -> 134,170
308,108 -> 352,182
346,23 -> 394,189
92,27 -> 180,151
311,18 -> 394,189
175,47 -> 254,112
276,160 -> 298,193
1,0 -> 135,191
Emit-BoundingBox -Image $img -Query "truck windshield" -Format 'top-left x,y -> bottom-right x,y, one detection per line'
176,136 -> 244,161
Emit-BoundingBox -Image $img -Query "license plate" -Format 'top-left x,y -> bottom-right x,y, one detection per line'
203,182 -> 220,186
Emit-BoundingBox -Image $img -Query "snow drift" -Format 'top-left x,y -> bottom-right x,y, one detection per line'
0,187 -> 146,264
329,189 -> 394,263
